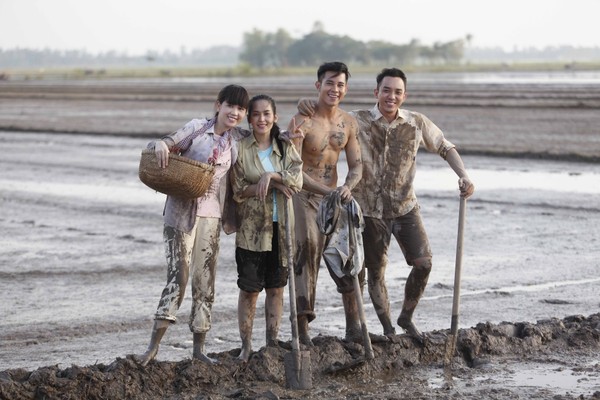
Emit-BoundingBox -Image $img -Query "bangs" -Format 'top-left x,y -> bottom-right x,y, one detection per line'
218,84 -> 250,109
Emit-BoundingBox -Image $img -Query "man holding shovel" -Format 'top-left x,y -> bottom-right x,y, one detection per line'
299,67 -> 475,343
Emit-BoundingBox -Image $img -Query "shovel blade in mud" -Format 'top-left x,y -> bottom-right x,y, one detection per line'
284,350 -> 312,390
444,333 -> 457,367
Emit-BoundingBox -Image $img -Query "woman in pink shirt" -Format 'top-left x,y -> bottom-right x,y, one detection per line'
135,84 -> 249,366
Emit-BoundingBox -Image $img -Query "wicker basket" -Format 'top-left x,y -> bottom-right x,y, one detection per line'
138,149 -> 215,198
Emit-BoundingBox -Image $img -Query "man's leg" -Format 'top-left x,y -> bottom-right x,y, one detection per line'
293,191 -> 325,346
341,290 -> 362,341
397,257 -> 431,344
363,217 -> 395,335
394,205 -> 432,344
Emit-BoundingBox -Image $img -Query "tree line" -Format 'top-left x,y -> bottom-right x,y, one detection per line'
239,22 -> 468,68
1,21 -> 598,70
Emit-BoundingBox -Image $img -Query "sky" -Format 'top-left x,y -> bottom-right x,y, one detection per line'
1,0 -> 598,56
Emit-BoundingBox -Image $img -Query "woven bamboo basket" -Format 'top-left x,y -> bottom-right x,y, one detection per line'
138,149 -> 215,198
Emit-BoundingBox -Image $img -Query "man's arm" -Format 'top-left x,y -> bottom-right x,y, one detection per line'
445,148 -> 475,198
286,114 -> 334,196
338,116 -> 362,201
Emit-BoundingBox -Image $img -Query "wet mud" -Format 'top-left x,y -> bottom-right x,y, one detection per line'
1,78 -> 599,399
1,314 -> 599,399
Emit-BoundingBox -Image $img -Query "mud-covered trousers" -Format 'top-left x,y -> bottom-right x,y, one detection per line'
153,216 -> 221,333
292,190 -> 356,323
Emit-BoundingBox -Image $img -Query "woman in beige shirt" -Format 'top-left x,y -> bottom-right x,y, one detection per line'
231,94 -> 303,362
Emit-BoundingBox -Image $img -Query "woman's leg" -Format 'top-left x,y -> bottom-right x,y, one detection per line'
189,217 -> 221,363
265,287 -> 284,346
135,225 -> 195,365
237,289 -> 259,361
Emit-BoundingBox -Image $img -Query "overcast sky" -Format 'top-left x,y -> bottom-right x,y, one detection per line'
1,0 -> 598,55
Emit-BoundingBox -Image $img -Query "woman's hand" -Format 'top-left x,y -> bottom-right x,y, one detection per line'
272,182 -> 295,199
154,140 -> 170,168
256,172 -> 274,201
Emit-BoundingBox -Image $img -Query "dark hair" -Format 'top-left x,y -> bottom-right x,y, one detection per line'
216,84 -> 250,111
247,94 -> 283,154
376,68 -> 407,90
317,61 -> 351,83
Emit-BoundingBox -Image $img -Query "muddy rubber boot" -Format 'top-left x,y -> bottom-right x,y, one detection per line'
193,332 -> 218,364
342,292 -> 362,343
134,319 -> 169,366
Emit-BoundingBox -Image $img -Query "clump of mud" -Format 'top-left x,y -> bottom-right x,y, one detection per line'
2,314 -> 599,400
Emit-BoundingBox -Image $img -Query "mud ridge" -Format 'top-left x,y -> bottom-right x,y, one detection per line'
1,313 -> 599,400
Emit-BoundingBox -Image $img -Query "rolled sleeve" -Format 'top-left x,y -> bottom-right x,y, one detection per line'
416,112 -> 455,159
231,152 -> 250,203
280,142 -> 303,192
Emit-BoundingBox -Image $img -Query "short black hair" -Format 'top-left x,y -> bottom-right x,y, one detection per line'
317,61 -> 351,83
376,68 -> 407,90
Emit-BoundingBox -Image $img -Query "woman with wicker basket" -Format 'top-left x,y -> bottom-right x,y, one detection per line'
231,94 -> 304,362
135,84 -> 250,366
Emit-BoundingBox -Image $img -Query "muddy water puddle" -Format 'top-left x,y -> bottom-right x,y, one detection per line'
426,358 -> 600,397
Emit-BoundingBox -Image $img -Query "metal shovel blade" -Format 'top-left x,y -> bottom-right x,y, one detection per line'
284,350 -> 312,389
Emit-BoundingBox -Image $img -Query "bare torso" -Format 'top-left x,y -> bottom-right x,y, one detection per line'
297,110 -> 352,188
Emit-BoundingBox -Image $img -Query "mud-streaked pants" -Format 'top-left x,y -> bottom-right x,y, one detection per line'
154,217 -> 221,333
293,190 -> 356,323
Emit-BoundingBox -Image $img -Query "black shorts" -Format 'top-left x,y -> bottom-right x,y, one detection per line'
236,223 -> 288,292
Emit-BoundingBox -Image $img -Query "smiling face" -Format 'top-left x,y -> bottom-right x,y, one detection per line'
249,99 -> 277,138
216,100 -> 247,131
375,76 -> 407,121
316,71 -> 348,107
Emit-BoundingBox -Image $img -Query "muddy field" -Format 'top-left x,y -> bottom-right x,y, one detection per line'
1,74 -> 599,399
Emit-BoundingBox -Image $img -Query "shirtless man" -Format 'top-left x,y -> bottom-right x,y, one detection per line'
287,61 -> 363,345
298,67 -> 475,344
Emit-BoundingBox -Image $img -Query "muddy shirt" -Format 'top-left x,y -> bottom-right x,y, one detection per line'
161,118 -> 247,232
231,134 -> 303,265
351,105 -> 455,219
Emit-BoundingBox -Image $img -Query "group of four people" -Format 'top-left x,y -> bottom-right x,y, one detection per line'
134,62 -> 475,366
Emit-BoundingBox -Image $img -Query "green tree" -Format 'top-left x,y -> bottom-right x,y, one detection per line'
240,28 -> 294,68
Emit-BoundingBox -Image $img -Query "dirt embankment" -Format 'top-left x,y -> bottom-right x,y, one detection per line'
1,314 -> 599,400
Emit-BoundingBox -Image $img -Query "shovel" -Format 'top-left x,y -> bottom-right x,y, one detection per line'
444,196 -> 467,374
283,198 -> 312,390
347,205 -> 374,360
